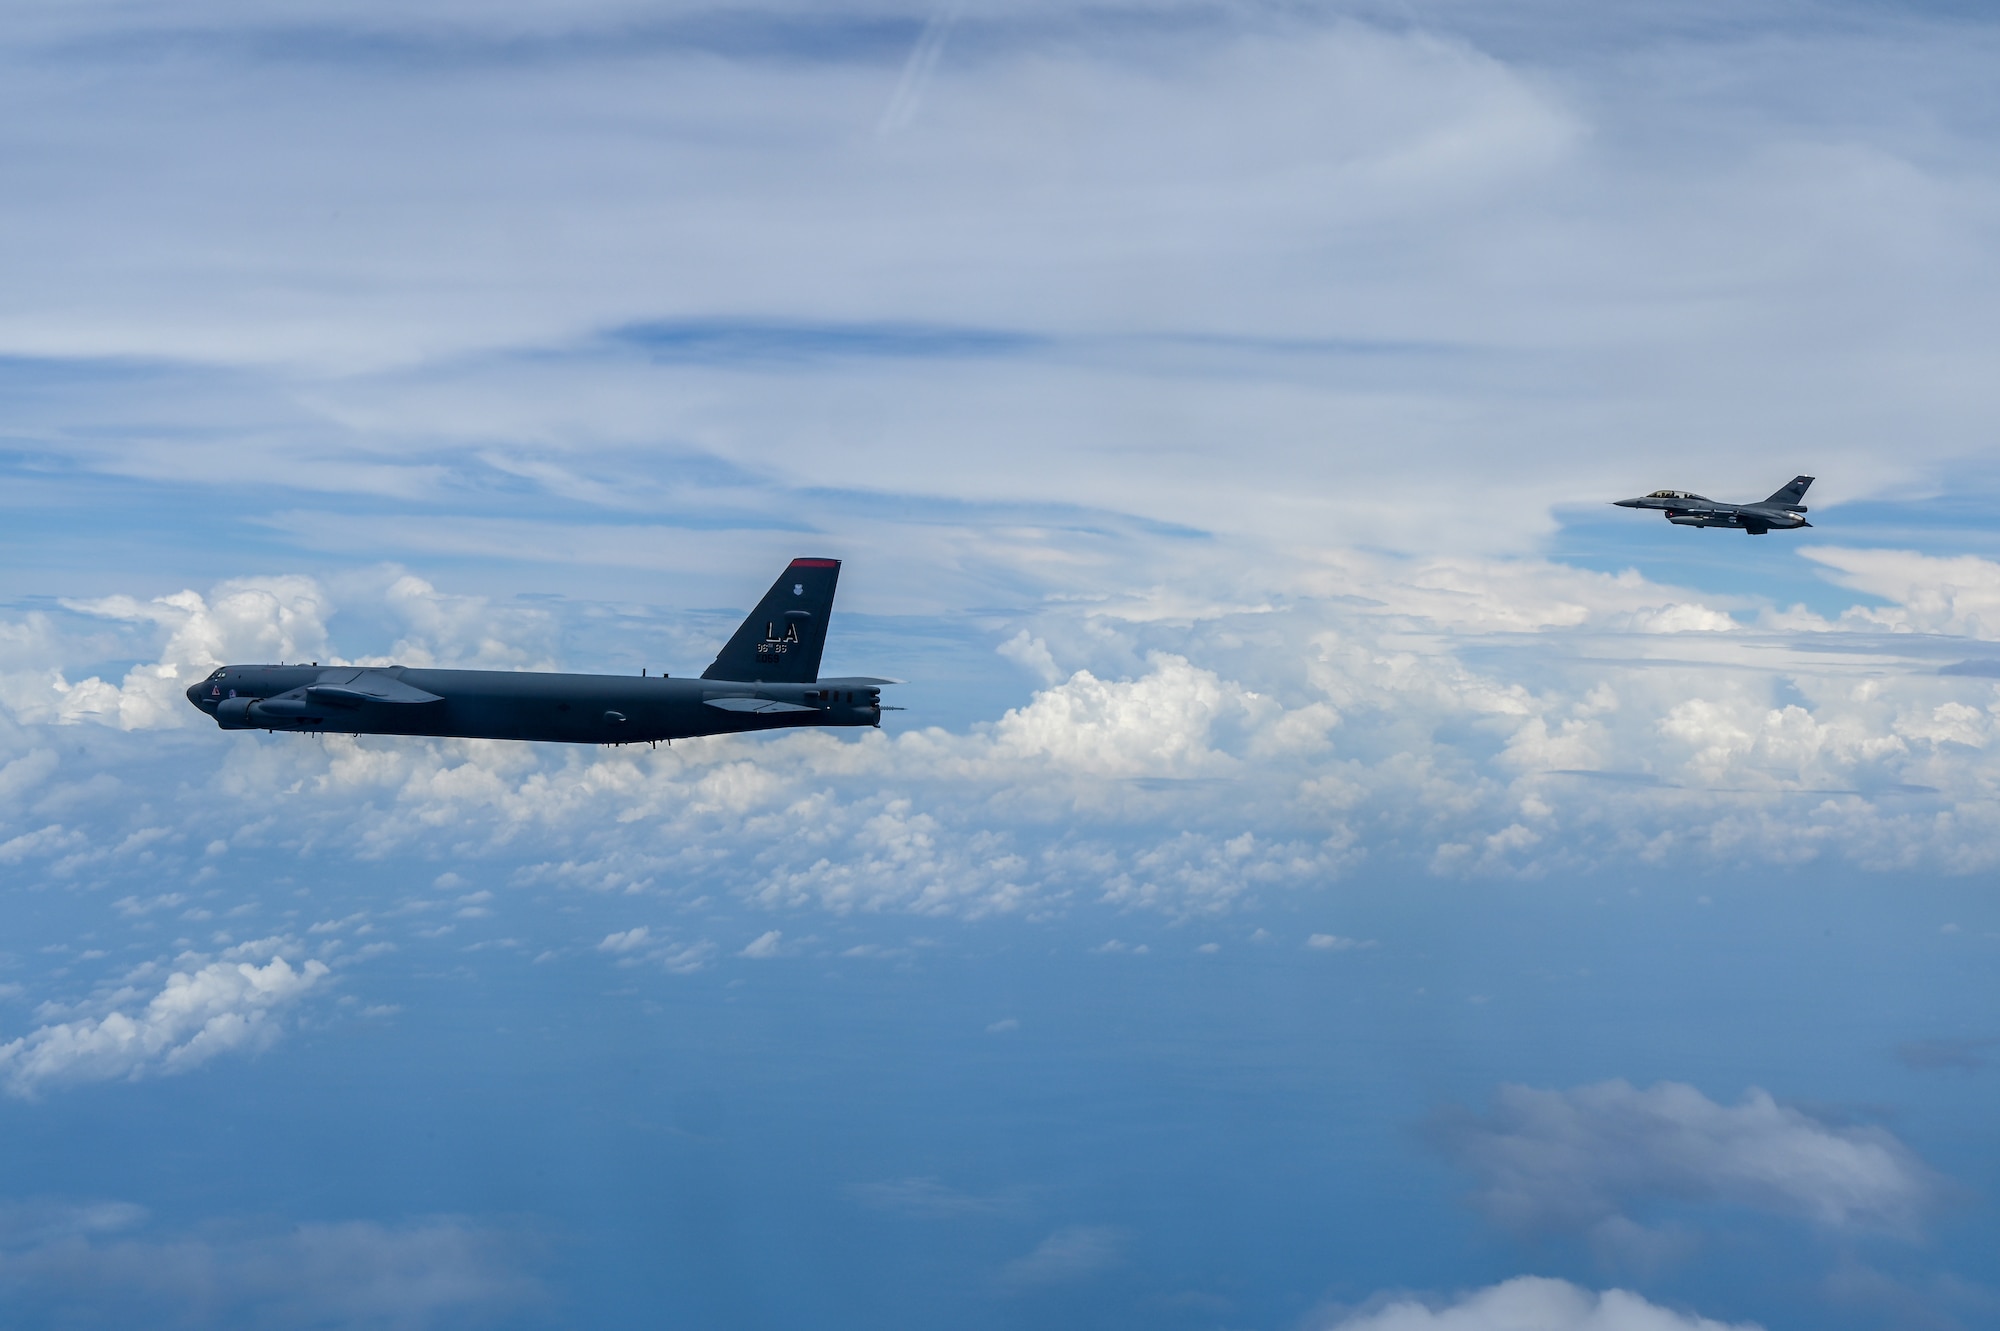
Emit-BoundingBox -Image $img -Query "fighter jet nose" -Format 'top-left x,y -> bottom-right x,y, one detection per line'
1612,498 -> 1640,508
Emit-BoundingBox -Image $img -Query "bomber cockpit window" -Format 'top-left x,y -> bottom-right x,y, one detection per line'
208,668 -> 227,680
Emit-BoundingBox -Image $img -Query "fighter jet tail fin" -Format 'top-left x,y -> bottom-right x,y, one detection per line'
702,558 -> 842,684
1763,475 -> 1814,510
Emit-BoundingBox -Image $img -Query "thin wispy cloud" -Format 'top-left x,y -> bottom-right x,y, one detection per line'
878,1 -> 961,133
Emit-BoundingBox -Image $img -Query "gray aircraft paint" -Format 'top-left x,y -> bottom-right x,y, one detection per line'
184,559 -> 898,744
1613,475 -> 1815,535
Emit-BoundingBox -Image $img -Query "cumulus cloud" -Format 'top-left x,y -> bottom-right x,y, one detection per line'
0,1200 -> 542,1331
598,926 -> 653,954
1316,1276 -> 1759,1331
1430,1081 -> 1945,1240
0,574 -> 569,736
11,507 -> 2000,943
0,580 -> 329,730
1800,549 -> 2000,639
14,532 -> 2000,933
0,940 -> 331,1097
739,929 -> 786,959
596,927 -> 716,973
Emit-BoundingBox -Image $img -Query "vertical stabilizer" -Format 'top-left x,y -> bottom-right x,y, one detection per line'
1762,475 -> 1814,510
702,559 -> 842,683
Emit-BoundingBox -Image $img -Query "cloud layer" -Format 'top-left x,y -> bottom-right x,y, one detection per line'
0,1200 -> 542,1331
11,546 -> 2000,936
4,1 -> 2000,569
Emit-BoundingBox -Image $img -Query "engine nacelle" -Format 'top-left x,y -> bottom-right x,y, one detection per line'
217,695 -> 316,728
215,696 -> 259,728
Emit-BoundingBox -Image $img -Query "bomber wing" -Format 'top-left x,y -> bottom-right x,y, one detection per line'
703,696 -> 817,714
306,671 -> 444,707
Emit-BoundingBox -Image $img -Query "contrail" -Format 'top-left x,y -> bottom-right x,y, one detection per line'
878,1 -> 962,134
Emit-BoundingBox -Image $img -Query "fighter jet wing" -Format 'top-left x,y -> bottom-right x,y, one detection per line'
703,696 -> 817,714
306,672 -> 444,707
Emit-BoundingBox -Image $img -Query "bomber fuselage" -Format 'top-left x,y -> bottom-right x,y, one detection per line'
184,664 -> 884,744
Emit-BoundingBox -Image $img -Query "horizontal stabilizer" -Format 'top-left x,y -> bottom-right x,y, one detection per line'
815,676 -> 905,686
307,673 -> 444,707
704,696 -> 816,714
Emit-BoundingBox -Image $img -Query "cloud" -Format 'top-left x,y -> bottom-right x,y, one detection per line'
1430,1081 -> 1945,1240
4,574 -> 565,736
15,540 -> 2000,935
849,1176 -> 1025,1220
999,1225 -> 1126,1289
42,581 -> 333,729
5,2 -> 1999,568
996,630 -> 1062,685
0,1199 -> 149,1250
0,1201 -> 543,1331
1306,933 -> 1376,951
596,927 -> 717,973
1800,549 -> 2000,639
0,940 -> 331,1097
1316,1276 -> 1759,1331
738,929 -> 786,958
1894,1037 -> 1996,1072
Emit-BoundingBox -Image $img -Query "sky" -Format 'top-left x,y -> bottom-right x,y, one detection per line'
2,1 -> 2000,1327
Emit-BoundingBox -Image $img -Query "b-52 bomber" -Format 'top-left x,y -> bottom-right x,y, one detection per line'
185,559 -> 898,745
1613,475 -> 1815,535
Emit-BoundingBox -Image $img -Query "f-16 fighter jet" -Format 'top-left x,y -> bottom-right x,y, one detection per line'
185,559 -> 898,745
1613,476 -> 1814,535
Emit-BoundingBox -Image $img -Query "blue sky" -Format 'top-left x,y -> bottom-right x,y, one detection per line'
4,2 -> 2000,1328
